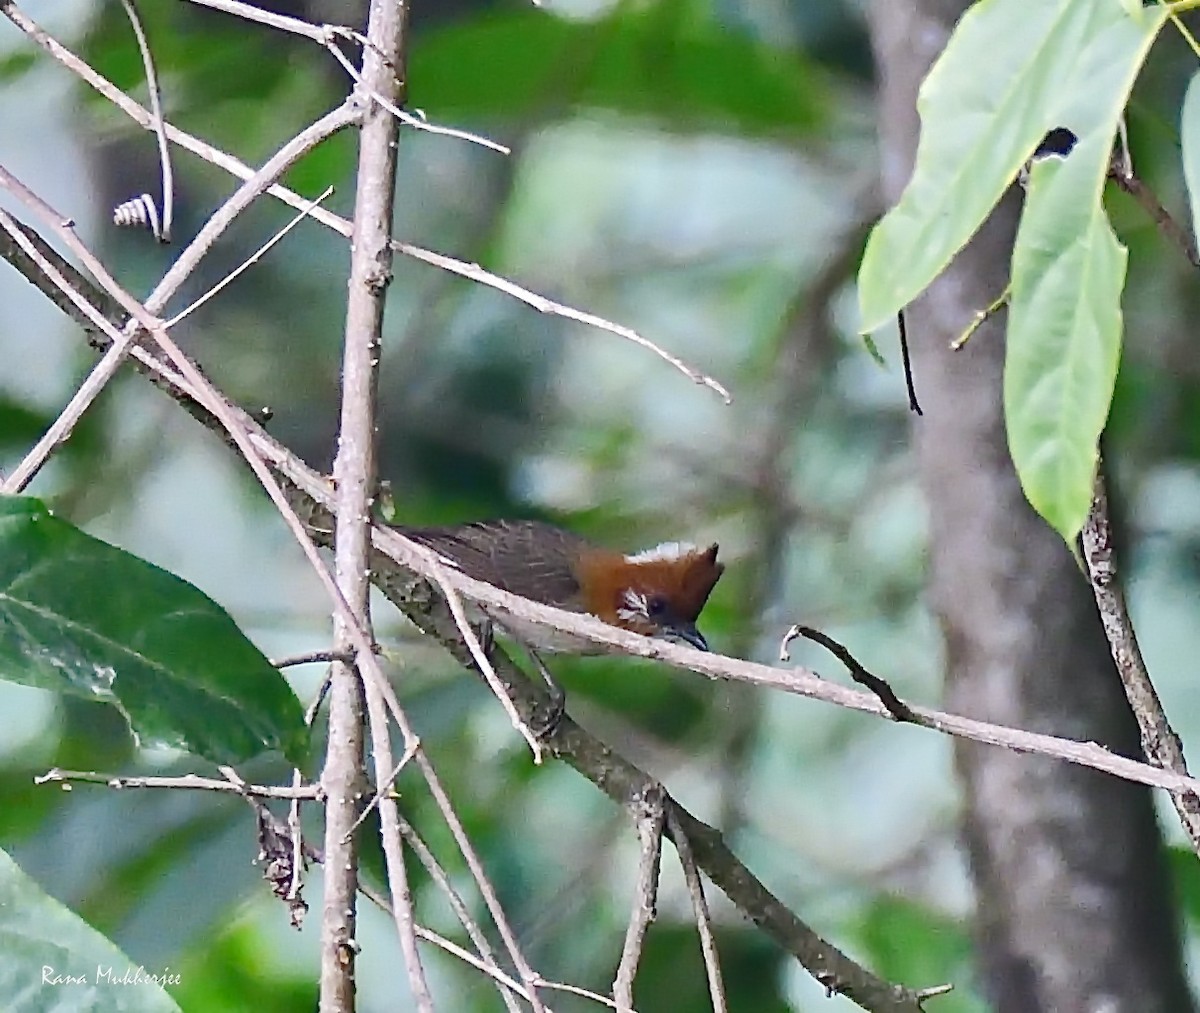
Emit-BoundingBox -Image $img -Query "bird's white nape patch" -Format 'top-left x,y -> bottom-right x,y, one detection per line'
616,588 -> 649,621
626,541 -> 698,565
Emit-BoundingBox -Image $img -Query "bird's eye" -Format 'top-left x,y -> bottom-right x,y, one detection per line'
646,595 -> 668,618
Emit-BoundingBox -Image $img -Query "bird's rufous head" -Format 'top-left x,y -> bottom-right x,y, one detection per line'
574,541 -> 724,651
397,520 -> 724,652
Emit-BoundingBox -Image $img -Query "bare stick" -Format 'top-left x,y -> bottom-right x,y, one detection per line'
780,624 -> 917,723
273,649 -> 358,668
415,747 -> 550,1011
0,243 -> 139,493
1082,469 -> 1200,853
34,767 -> 321,799
343,738 -> 421,841
321,31 -> 510,154
0,2 -> 727,403
667,809 -> 727,1013
614,785 -> 665,1013
950,282 -> 1010,350
1108,156 -> 1200,269
118,0 -> 173,240
360,876 -> 587,1013
322,0 -> 432,1006
393,240 -> 732,401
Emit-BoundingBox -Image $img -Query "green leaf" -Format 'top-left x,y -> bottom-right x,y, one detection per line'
1003,8 -> 1160,543
0,496 -> 307,766
857,0 -> 1165,333
1181,70 -> 1200,249
1004,138 -> 1125,542
411,6 -> 823,137
0,847 -> 182,1012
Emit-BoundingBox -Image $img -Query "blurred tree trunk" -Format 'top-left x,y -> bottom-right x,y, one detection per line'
867,3 -> 1194,1011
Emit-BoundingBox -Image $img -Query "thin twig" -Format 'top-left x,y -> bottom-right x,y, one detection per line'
667,808 -> 727,1013
397,819 -> 525,1013
166,185 -> 334,326
287,769 -> 307,904
1081,468 -> 1200,854
34,767 -> 321,799
1107,156 -> 1200,269
273,649 -> 358,668
950,282 -> 1011,350
118,0 -> 173,241
343,738 -> 421,841
613,785 -> 665,1013
393,240 -> 733,402
321,31 -> 510,154
780,624 -> 917,723
412,747 -> 550,1012
360,879 -> 586,1012
183,0 -> 509,153
0,226 -> 140,493
428,556 -> 545,762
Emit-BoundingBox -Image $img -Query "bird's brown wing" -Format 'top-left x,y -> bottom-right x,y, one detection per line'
398,519 -> 590,610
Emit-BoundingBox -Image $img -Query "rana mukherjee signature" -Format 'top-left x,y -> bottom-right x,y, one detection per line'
42,965 -> 181,987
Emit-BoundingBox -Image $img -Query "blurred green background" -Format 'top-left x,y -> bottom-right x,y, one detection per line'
2,0 -> 1200,1010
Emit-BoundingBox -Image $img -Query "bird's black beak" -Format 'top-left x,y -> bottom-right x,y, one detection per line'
663,621 -> 709,652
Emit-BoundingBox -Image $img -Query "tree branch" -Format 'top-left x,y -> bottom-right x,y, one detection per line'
1081,468 -> 1200,854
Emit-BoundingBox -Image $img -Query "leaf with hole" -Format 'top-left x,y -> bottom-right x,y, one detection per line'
1003,8 -> 1161,543
857,0 -> 1165,333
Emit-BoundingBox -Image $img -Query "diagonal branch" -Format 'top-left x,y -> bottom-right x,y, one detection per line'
668,807 -> 728,1013
1082,468 -> 1200,855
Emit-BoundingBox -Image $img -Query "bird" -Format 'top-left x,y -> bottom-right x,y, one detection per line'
395,519 -> 724,655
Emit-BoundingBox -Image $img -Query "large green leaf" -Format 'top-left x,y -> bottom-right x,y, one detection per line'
1003,10 -> 1161,543
1004,143 -> 1125,543
0,847 -> 182,1013
857,0 -> 1165,333
410,5 -> 823,136
0,496 -> 306,766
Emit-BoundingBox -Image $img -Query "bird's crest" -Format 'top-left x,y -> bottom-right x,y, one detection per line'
577,542 -> 723,626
